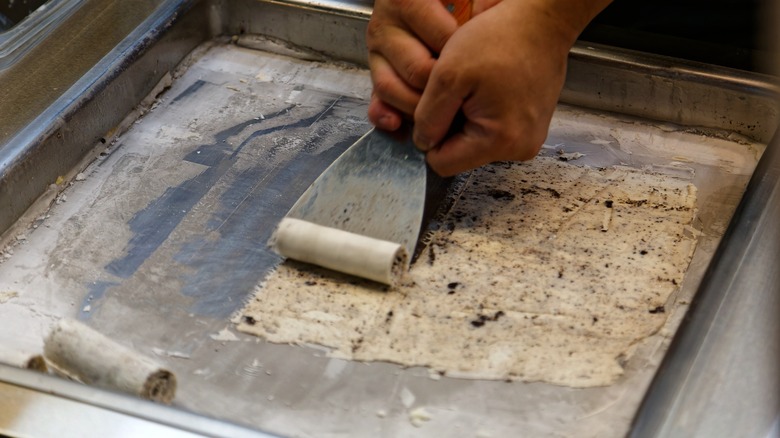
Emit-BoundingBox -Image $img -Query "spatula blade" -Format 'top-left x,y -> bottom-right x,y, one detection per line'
286,127 -> 426,261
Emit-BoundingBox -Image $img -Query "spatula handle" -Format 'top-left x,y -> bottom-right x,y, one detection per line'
441,0 -> 472,25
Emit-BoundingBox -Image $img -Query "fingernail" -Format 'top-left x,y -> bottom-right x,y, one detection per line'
379,115 -> 403,132
413,133 -> 433,151
377,115 -> 394,130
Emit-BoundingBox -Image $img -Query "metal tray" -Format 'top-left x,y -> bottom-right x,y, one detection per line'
1,1 -> 778,437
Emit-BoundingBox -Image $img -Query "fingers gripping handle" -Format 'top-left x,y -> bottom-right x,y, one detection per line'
441,0 -> 472,25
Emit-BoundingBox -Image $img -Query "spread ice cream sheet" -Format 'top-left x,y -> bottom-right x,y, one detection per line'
235,157 -> 698,387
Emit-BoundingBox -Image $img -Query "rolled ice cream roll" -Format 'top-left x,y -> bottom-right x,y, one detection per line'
270,218 -> 408,286
43,318 -> 176,404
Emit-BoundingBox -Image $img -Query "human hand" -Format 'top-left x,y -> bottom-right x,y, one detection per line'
365,0 -> 459,131
414,0 -> 611,176
366,0 -> 610,176
366,0 -> 498,131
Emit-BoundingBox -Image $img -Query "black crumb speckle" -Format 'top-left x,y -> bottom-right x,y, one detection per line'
242,315 -> 256,325
649,306 -> 665,314
487,189 -> 516,201
544,188 -> 561,198
470,311 -> 505,328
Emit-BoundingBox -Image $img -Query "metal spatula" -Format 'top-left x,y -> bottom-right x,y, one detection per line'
275,0 -> 472,282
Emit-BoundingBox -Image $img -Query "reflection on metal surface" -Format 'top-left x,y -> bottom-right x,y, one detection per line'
0,0 -> 85,69
565,43 -> 780,144
217,0 -> 371,66
0,0 -> 204,237
286,127 -> 427,262
630,129 -> 780,437
0,363 -> 277,438
260,0 -> 373,18
0,0 -> 48,31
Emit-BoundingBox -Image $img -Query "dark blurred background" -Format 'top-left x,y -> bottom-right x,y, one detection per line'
582,0 -> 772,73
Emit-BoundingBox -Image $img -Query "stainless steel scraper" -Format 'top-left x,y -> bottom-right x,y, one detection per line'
284,126 -> 429,263
272,0 -> 472,284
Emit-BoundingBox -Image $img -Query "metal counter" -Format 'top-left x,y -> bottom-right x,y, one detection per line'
0,0 -> 778,437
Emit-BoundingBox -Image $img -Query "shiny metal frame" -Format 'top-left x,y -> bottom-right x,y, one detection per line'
0,363 -> 276,437
629,114 -> 780,438
0,0 -> 206,236
0,0 -> 86,70
0,0 -> 778,436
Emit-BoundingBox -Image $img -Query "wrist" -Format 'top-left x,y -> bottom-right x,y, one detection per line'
518,0 -> 612,48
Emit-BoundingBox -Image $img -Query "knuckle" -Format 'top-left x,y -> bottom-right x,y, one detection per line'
389,0 -> 413,12
485,123 -> 537,163
431,67 -> 460,91
504,126 -> 545,162
403,59 -> 431,88
372,77 -> 396,99
365,19 -> 387,46
413,116 -> 435,138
